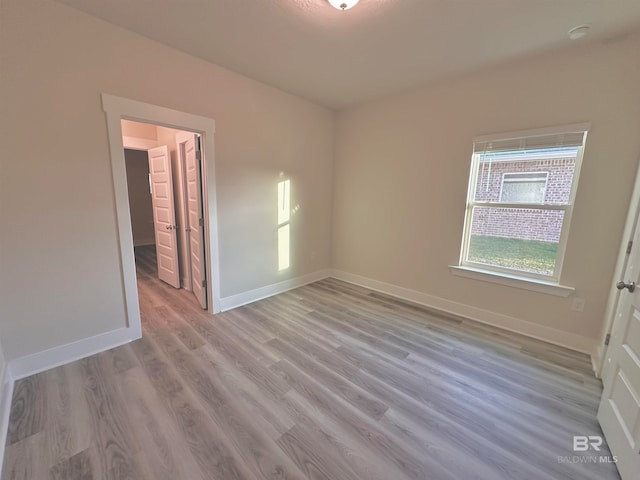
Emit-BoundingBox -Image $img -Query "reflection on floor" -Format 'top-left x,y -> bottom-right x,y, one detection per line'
2,266 -> 619,479
135,244 -> 198,308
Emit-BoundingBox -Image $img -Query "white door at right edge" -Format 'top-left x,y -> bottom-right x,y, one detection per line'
184,134 -> 207,310
148,145 -> 180,288
598,215 -> 640,480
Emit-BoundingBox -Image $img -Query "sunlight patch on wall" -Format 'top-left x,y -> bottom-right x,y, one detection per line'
277,179 -> 291,271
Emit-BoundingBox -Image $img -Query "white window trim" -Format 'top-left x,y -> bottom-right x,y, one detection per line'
472,122 -> 590,144
449,265 -> 574,297
457,123 -> 589,286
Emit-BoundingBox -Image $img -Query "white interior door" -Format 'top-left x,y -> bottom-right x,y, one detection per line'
184,135 -> 207,309
598,212 -> 640,480
148,145 -> 180,288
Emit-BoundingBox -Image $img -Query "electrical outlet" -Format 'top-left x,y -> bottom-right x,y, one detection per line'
571,297 -> 586,312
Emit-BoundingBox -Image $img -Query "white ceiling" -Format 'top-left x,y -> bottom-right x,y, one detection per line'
56,0 -> 640,108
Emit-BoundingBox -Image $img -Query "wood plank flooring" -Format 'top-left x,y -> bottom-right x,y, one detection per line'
2,245 -> 620,479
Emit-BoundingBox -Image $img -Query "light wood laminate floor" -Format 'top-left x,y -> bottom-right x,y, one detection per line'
2,246 -> 620,479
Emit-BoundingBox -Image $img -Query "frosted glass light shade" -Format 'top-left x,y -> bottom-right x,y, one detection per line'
328,0 -> 360,10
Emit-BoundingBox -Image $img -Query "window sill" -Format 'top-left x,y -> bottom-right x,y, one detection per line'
449,265 -> 574,297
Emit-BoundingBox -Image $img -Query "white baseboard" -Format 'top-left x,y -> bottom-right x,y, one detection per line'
0,371 -> 14,477
219,269 -> 332,312
133,240 -> 155,247
331,270 -> 597,356
9,327 -> 140,381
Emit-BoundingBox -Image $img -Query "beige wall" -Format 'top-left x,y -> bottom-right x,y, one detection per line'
124,149 -> 155,246
0,0 -> 334,360
2,0 -> 638,364
332,33 -> 640,345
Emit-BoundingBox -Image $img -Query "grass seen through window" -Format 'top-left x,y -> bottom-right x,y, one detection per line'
467,235 -> 558,276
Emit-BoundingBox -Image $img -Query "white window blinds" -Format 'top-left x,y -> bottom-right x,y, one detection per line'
473,123 -> 589,153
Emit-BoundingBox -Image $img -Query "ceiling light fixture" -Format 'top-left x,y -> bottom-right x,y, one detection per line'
328,0 -> 360,11
568,24 -> 591,41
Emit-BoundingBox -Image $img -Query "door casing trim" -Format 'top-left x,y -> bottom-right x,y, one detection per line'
102,94 -> 221,341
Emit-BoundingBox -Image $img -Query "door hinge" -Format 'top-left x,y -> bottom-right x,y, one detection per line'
199,218 -> 204,227
202,279 -> 207,289
195,136 -> 202,161
604,333 -> 611,346
627,240 -> 633,254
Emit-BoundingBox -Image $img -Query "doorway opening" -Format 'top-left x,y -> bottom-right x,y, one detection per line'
122,120 -> 208,310
102,93 -> 221,342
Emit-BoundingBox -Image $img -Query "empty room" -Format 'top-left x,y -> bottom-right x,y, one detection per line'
1,0 -> 640,479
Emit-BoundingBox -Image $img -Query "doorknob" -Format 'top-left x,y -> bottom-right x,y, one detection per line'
165,225 -> 176,231
616,281 -> 636,292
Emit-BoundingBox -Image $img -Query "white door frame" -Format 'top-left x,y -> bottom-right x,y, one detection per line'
598,157 -> 640,378
102,94 -> 221,341
176,133 -> 194,292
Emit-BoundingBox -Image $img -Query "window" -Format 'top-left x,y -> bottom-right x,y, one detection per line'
500,172 -> 548,204
459,124 -> 589,282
